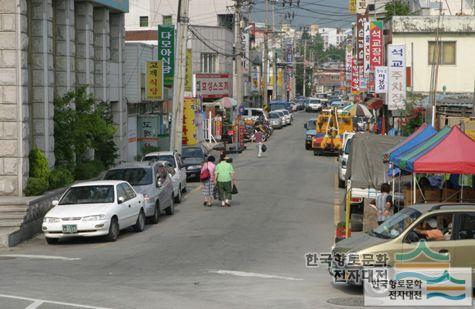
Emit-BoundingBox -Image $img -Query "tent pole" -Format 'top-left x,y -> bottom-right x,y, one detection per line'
413,173 -> 417,204
461,175 -> 464,203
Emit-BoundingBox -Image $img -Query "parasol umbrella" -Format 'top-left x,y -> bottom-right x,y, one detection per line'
342,103 -> 372,118
216,97 -> 238,109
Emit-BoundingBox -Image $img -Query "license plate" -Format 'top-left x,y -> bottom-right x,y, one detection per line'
62,224 -> 77,234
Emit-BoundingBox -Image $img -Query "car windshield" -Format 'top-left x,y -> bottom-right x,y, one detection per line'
143,155 -> 176,168
269,113 -> 279,119
282,110 -> 289,115
277,112 -> 284,117
307,120 -> 316,130
182,148 -> 203,158
104,168 -> 152,186
344,138 -> 352,154
59,185 -> 115,205
369,207 -> 422,239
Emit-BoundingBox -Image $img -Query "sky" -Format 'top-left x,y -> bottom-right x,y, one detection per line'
249,0 -> 354,29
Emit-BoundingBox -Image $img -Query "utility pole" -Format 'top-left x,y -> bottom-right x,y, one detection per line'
271,1 -> 277,100
303,40 -> 307,97
234,0 -> 243,107
170,0 -> 189,154
263,0 -> 269,109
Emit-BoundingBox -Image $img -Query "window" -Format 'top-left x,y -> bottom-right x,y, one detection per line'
456,213 -> 475,240
162,15 -> 173,25
104,168 -> 153,186
428,41 -> 456,65
123,183 -> 137,200
139,16 -> 148,27
117,184 -> 128,201
201,53 -> 217,73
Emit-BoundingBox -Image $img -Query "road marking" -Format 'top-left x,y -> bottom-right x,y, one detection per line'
0,293 -> 110,309
0,254 -> 80,261
208,269 -> 303,281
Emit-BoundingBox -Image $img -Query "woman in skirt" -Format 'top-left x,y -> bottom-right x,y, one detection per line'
201,156 -> 216,207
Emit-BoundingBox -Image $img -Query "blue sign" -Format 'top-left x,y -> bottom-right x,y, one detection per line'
239,105 -> 245,115
92,0 -> 128,12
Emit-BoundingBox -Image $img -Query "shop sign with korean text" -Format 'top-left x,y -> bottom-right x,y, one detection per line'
158,25 -> 175,87
387,44 -> 406,111
145,61 -> 163,100
185,48 -> 193,92
356,14 -> 367,90
370,21 -> 383,70
375,66 -> 388,94
345,45 -> 352,83
364,20 -> 370,78
351,57 -> 360,94
195,74 -> 231,99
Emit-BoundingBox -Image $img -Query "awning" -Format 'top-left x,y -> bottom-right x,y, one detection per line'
366,98 -> 384,110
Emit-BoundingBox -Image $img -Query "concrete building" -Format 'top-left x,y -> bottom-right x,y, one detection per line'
390,15 -> 475,94
0,0 -> 128,196
318,28 -> 346,50
409,0 -> 475,16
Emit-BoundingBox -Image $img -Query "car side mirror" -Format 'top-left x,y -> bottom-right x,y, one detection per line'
52,200 -> 59,206
118,196 -> 125,204
304,123 -> 307,129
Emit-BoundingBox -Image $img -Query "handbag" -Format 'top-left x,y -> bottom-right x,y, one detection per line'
231,184 -> 238,194
261,144 -> 267,152
200,163 -> 210,182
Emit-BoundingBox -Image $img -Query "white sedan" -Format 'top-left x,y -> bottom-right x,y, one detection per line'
42,180 -> 146,244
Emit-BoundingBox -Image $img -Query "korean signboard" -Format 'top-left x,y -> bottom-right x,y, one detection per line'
345,45 -> 352,83
185,48 -> 192,92
356,14 -> 367,90
195,74 -> 231,99
145,61 -> 163,100
351,57 -> 360,94
375,66 -> 388,94
387,44 -> 406,111
364,20 -> 371,78
158,25 -> 175,87
356,0 -> 367,13
183,97 -> 199,145
370,21 -> 383,70
138,115 -> 159,150
349,0 -> 356,13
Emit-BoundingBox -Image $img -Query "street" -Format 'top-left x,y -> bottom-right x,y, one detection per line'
0,112 -> 363,309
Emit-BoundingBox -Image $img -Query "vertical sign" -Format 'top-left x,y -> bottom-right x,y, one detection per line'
387,44 -> 406,111
356,14 -> 366,90
351,57 -> 359,94
145,61 -> 163,100
364,20 -> 371,78
349,0 -> 356,13
158,25 -> 175,87
370,21 -> 384,70
356,0 -> 368,13
185,48 -> 192,92
345,45 -> 353,84
375,66 -> 388,94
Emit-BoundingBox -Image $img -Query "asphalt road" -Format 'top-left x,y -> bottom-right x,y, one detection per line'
0,112 -> 363,309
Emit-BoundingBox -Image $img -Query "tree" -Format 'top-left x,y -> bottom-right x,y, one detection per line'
385,0 -> 410,21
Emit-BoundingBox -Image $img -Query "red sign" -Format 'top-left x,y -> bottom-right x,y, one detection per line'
370,21 -> 383,71
356,13 -> 367,89
195,74 -> 231,99
351,57 -> 359,94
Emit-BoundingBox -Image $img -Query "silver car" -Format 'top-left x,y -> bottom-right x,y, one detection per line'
268,111 -> 283,129
104,161 -> 175,224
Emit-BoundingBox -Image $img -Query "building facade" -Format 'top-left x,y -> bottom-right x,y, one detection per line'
0,0 -> 128,196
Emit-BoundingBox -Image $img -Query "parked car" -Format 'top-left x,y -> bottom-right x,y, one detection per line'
304,119 -> 317,150
275,110 -> 289,125
268,111 -> 283,129
337,132 -> 355,188
306,98 -> 323,112
182,145 -> 207,180
42,180 -> 146,244
142,151 -> 187,203
275,109 -> 292,125
330,203 -> 475,284
243,108 -> 268,122
103,161 -> 174,224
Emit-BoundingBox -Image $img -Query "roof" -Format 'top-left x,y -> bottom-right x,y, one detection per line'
412,203 -> 475,214
109,162 -> 154,169
144,151 -> 174,157
71,180 -> 124,187
386,124 -> 437,163
392,16 -> 475,33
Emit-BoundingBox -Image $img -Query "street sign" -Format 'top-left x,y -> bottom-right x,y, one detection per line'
387,44 -> 407,111
158,25 -> 175,87
145,61 -> 163,100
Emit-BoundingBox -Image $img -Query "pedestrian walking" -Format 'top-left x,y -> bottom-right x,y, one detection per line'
214,156 -> 236,207
255,129 -> 264,158
376,183 -> 393,225
200,156 -> 216,207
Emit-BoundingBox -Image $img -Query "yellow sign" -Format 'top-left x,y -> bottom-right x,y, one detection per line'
146,61 -> 163,100
269,70 -> 274,88
277,68 -> 283,88
349,0 -> 356,13
183,97 -> 199,145
185,49 -> 192,92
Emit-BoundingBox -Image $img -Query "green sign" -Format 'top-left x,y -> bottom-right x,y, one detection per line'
158,25 -> 175,87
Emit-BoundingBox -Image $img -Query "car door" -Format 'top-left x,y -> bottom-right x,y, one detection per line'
175,153 -> 186,189
123,183 -> 140,226
448,212 -> 475,277
153,164 -> 163,206
166,163 -> 179,196
115,184 -> 129,227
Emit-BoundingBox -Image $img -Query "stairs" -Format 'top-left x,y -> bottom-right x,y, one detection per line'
0,200 -> 29,247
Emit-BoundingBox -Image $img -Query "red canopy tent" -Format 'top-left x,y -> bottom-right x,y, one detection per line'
413,126 -> 475,174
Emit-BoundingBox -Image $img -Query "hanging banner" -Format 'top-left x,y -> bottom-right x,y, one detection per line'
185,48 -> 193,92
387,44 -> 406,111
364,20 -> 371,78
182,97 -> 199,145
375,66 -> 388,94
277,68 -> 283,88
356,0 -> 368,14
351,57 -> 360,94
349,0 -> 356,13
370,21 -> 384,70
356,14 -> 366,90
158,25 -> 175,87
345,45 -> 353,83
145,61 -> 163,100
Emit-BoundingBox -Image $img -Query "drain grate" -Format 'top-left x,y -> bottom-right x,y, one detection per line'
327,297 -> 364,307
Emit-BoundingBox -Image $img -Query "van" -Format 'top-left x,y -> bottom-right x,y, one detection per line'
243,108 -> 267,122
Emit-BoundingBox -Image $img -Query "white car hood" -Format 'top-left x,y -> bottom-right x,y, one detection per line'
46,203 -> 115,218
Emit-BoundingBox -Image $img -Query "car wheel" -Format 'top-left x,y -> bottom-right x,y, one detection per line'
45,237 -> 58,245
134,210 -> 146,233
150,203 -> 160,224
165,198 -> 175,215
174,186 -> 182,203
106,217 -> 119,242
338,179 -> 345,188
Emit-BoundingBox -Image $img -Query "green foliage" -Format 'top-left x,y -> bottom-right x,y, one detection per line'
48,168 -> 74,190
142,145 -> 160,155
29,149 -> 50,179
24,177 -> 49,196
74,160 -> 105,180
54,86 -> 117,168
385,0 -> 410,20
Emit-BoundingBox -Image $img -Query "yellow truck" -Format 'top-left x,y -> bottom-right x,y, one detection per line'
311,107 -> 353,155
